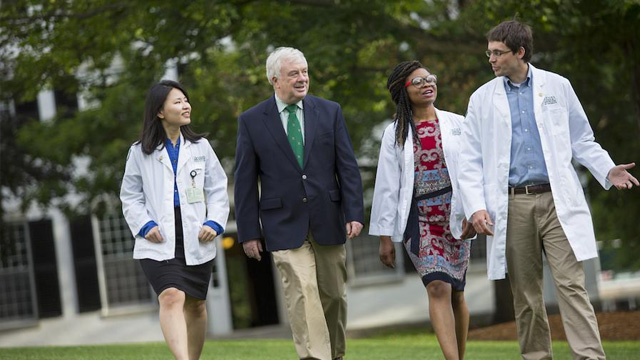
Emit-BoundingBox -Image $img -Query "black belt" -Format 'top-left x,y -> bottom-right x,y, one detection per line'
509,183 -> 551,195
415,185 -> 452,201
406,185 -> 453,257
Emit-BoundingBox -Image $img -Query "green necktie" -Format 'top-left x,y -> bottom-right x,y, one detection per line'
285,104 -> 304,167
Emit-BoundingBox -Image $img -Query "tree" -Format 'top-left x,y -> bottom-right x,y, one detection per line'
0,0 -> 476,215
1,0 -> 638,269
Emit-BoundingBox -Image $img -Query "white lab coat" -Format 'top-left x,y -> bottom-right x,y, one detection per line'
369,108 -> 470,242
120,133 -> 229,265
458,64 -> 615,280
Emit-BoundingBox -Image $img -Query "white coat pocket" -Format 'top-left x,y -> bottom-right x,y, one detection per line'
546,107 -> 569,136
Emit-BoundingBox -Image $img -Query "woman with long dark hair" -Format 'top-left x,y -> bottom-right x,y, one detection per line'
369,61 -> 475,360
120,80 -> 229,360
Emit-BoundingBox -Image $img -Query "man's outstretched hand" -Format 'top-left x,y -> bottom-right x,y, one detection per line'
608,163 -> 639,190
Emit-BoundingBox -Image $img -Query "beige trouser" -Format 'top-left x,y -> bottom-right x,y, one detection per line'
272,234 -> 347,360
506,192 -> 605,360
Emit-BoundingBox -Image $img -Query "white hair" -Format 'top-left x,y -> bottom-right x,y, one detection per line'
266,47 -> 307,85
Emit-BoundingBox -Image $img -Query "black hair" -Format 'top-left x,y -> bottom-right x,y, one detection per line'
138,80 -> 207,155
386,60 -> 428,147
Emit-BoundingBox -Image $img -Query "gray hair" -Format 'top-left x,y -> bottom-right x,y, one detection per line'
266,47 -> 307,85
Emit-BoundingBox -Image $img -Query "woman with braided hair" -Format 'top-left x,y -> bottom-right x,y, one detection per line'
369,60 -> 476,359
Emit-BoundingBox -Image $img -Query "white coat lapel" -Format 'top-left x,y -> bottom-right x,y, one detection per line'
492,78 -> 511,122
400,125 -> 415,239
530,65 -> 547,125
176,133 -> 190,174
435,108 -> 455,163
157,145 -> 173,171
403,127 -> 414,187
435,108 -> 446,132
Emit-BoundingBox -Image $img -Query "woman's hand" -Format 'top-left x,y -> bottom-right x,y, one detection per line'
198,225 -> 218,243
379,236 -> 396,269
145,226 -> 164,243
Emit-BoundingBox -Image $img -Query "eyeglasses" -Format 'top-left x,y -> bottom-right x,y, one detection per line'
485,49 -> 512,58
404,74 -> 437,88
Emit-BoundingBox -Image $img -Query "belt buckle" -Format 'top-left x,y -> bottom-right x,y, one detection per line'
525,185 -> 532,195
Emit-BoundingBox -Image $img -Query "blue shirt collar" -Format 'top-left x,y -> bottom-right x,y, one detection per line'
165,136 -> 181,149
504,64 -> 532,89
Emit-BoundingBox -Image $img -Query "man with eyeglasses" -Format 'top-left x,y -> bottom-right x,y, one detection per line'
458,20 -> 638,360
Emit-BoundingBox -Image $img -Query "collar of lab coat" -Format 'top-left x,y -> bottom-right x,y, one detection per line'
155,131 -> 192,174
491,64 -> 547,128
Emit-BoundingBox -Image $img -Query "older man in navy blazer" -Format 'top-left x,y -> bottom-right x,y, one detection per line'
234,47 -> 364,360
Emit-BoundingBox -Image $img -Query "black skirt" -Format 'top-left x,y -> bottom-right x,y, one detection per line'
140,207 -> 213,300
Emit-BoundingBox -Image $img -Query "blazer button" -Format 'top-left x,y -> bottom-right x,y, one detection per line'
302,174 -> 307,180
302,197 -> 308,203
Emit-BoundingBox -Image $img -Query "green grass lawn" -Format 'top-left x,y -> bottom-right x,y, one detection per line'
0,335 -> 638,360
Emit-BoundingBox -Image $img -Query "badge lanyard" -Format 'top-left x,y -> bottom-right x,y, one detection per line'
190,170 -> 197,188
186,169 -> 205,203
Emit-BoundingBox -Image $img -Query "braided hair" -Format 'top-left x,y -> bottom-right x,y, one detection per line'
386,60 -> 428,147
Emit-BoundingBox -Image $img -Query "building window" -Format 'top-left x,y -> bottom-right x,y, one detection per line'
53,88 -> 79,119
96,214 -> 154,311
346,234 -> 404,285
14,99 -> 39,122
0,221 -> 37,327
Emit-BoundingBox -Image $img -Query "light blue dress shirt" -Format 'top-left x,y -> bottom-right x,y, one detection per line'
504,66 -> 550,187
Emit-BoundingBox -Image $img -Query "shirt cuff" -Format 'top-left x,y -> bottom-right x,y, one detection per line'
138,220 -> 158,237
204,220 -> 224,236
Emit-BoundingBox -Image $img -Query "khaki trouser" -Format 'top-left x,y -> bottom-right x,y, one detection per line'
272,234 -> 347,360
506,191 -> 605,360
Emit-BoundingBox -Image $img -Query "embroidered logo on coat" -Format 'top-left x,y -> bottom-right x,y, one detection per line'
451,128 -> 461,136
193,156 -> 206,162
542,96 -> 558,106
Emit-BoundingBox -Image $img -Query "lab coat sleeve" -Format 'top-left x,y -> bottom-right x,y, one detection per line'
458,93 -> 488,219
120,146 -> 154,237
369,125 -> 401,236
447,113 -> 476,240
203,141 -> 230,232
565,81 -> 616,189
451,174 -> 468,237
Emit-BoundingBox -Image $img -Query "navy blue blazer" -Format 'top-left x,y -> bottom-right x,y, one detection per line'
234,95 -> 365,251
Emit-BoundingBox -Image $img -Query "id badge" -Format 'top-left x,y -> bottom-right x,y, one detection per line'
186,187 -> 205,203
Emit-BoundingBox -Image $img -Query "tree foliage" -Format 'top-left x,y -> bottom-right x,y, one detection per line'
1,0 -> 638,267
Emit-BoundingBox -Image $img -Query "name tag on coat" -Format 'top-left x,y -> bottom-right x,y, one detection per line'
186,187 -> 205,203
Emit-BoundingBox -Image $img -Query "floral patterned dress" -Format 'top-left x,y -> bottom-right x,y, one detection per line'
403,119 -> 470,291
